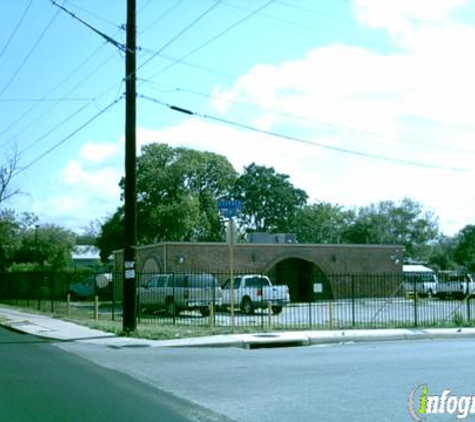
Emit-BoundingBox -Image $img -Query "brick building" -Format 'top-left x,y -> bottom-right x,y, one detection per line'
114,242 -> 403,301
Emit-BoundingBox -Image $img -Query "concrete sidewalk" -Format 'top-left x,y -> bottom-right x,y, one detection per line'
1,306 -> 475,349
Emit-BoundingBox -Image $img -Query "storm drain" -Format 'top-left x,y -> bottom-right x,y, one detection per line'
107,343 -> 152,349
245,334 -> 309,349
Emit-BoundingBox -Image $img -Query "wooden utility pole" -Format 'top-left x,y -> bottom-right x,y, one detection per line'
123,0 -> 137,333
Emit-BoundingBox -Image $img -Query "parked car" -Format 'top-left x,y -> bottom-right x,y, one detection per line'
67,273 -> 113,300
403,265 -> 438,297
221,274 -> 290,315
436,271 -> 475,299
138,273 -> 222,317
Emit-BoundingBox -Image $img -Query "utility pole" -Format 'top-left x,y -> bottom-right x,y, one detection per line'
123,0 -> 137,333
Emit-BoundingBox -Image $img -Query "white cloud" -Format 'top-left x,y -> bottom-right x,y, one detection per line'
351,0 -> 466,37
79,141 -> 120,163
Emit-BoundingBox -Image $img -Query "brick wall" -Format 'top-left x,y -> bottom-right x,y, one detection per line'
114,242 -> 403,300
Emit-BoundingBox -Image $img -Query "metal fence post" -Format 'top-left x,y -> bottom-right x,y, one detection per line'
209,302 -> 215,328
413,276 -> 418,327
50,273 -> 55,314
467,294 -> 471,323
260,276 -> 264,330
328,300 -> 333,330
351,275 -> 356,328
94,295 -> 99,321
172,273 -> 176,325
308,300 -> 312,329
267,301 -> 272,330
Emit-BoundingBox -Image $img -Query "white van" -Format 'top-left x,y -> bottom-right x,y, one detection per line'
403,265 -> 438,297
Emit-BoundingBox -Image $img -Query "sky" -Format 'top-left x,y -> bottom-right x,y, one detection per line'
1,0 -> 474,237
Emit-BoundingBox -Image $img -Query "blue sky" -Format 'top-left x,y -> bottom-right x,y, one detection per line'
1,0 -> 474,236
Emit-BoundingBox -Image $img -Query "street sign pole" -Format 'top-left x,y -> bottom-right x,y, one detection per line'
227,217 -> 236,330
219,199 -> 242,332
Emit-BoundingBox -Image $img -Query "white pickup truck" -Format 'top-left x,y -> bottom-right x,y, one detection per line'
436,271 -> 475,299
221,274 -> 290,315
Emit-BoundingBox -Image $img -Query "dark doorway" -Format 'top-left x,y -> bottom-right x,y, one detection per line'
270,258 -> 332,302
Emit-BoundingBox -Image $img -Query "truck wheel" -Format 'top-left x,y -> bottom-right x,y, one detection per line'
166,297 -> 176,317
241,297 -> 254,315
271,306 -> 282,315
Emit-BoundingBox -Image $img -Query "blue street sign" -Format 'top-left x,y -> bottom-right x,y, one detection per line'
217,199 -> 242,218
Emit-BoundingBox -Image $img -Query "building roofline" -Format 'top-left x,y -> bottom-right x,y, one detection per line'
123,242 -> 404,251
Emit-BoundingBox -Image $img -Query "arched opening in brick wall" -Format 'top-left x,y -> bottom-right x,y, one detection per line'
140,256 -> 162,286
268,258 -> 333,302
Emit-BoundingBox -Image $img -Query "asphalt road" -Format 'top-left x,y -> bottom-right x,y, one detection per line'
0,327 -> 230,422
59,337 -> 475,422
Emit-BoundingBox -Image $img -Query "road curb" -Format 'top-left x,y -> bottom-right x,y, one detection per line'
2,306 -> 475,348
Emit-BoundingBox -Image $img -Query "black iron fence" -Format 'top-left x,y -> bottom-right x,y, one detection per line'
1,270 -> 474,330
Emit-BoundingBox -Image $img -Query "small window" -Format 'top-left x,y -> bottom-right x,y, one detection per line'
170,275 -> 187,288
246,276 -> 269,288
221,277 -> 241,289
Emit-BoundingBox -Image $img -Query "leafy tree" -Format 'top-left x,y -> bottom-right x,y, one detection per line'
233,163 -> 308,233
134,144 -> 236,243
98,144 -> 237,258
96,210 -> 125,263
0,209 -> 22,271
14,224 -> 76,270
454,225 -> 475,271
343,198 -> 439,259
291,202 -> 352,244
427,235 -> 458,270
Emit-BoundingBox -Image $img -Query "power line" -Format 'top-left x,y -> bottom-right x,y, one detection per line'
61,0 -> 125,31
144,0 -> 276,80
14,96 -> 123,176
140,0 -> 185,33
222,0 -> 392,53
0,0 -> 34,63
0,97 -> 94,102
0,7 -> 61,99
19,102 -> 93,155
275,0 -> 353,23
137,1 -> 222,73
175,87 -> 475,156
139,51 -> 237,80
138,94 -> 469,173
51,1 -> 128,52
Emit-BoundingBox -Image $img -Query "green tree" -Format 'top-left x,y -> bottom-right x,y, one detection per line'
343,198 -> 439,259
291,202 -> 352,244
134,144 -> 236,243
96,210 -> 125,263
0,209 -> 22,271
98,144 -> 237,258
454,225 -> 475,271
14,224 -> 76,271
233,163 -> 308,233
428,235 -> 458,270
